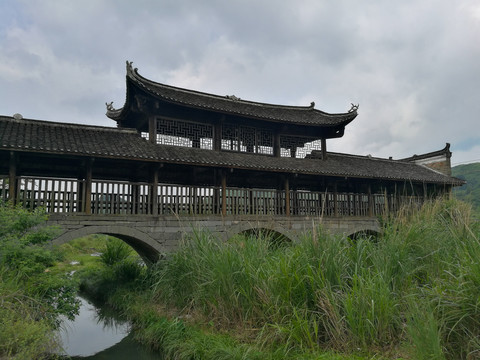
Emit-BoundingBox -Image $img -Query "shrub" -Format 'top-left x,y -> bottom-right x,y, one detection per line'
100,237 -> 133,266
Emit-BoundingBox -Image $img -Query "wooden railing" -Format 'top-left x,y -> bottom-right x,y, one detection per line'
0,176 -> 424,217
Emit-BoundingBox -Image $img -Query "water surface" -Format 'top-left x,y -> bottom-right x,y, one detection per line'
59,295 -> 162,359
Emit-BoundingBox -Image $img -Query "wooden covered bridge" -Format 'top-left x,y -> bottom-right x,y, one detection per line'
0,62 -> 463,262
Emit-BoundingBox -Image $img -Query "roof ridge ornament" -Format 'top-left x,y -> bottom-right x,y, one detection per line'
349,103 -> 359,113
106,102 -> 116,111
225,95 -> 241,101
126,60 -> 139,74
310,102 -> 315,108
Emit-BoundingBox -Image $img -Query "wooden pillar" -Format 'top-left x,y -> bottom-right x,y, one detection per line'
84,158 -> 93,214
333,183 -> 338,217
368,184 -> 373,217
151,165 -> 159,215
291,146 -> 297,158
285,177 -> 290,216
8,151 -> 17,205
221,171 -> 227,217
321,138 -> 327,160
148,116 -> 157,144
132,183 -> 139,214
214,116 -> 224,151
273,132 -> 281,157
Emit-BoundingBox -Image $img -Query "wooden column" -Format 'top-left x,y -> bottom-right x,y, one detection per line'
321,138 -> 327,160
214,116 -> 224,151
333,183 -> 338,217
291,146 -> 297,158
151,165 -> 159,215
132,183 -> 139,214
273,132 -> 281,157
148,116 -> 157,144
221,171 -> 227,217
84,158 -> 93,214
285,177 -> 290,216
8,151 -> 17,205
368,184 -> 373,217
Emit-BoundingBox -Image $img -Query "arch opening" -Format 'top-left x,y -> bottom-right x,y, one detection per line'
52,226 -> 161,265
235,227 -> 293,250
347,229 -> 381,242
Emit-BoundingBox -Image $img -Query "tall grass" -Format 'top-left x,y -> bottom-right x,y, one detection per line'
0,204 -> 80,358
149,198 -> 480,358
0,270 -> 60,359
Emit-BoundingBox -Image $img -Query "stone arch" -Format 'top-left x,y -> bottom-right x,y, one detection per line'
221,222 -> 299,245
347,229 -> 381,241
52,225 -> 162,264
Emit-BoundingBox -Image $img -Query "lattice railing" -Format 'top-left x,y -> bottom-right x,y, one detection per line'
4,175 -> 424,217
280,136 -> 322,158
0,177 -> 9,203
156,118 -> 213,149
156,185 -> 218,215
15,176 -> 83,213
91,180 -> 153,215
221,124 -> 274,155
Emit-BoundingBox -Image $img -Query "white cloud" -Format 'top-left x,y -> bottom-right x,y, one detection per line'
0,0 -> 478,163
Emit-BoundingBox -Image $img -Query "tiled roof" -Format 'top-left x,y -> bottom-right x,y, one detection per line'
106,61 -> 358,127
0,116 -> 158,160
0,116 -> 463,185
401,143 -> 452,162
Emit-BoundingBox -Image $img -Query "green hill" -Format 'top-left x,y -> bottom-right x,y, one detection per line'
452,162 -> 480,211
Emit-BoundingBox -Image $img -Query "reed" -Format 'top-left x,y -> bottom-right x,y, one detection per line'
149,198 -> 480,358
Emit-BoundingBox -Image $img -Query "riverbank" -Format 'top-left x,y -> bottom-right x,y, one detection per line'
77,198 -> 480,359
80,273 -> 368,360
0,205 -> 79,359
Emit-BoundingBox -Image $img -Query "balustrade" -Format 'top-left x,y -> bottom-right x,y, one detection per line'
0,177 -> 9,203
13,176 -> 83,213
1,175 -> 424,217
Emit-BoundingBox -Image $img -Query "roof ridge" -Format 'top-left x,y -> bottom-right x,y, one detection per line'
127,61 -> 353,116
327,151 -> 392,161
0,115 -> 138,134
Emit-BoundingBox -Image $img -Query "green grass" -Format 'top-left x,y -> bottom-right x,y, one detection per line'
0,204 -> 81,358
0,270 -> 60,359
146,198 -> 479,359
69,197 -> 479,359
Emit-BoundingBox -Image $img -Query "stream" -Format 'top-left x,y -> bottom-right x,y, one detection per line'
58,295 -> 161,359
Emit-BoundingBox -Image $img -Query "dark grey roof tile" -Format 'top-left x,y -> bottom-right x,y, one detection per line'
0,116 -> 463,186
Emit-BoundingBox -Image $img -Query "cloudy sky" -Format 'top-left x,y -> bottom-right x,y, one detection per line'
1,0 -> 479,165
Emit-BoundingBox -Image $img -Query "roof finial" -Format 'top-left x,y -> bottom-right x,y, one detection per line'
310,102 -> 315,108
349,103 -> 359,113
106,101 -> 115,111
226,95 -> 241,101
126,60 -> 134,73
